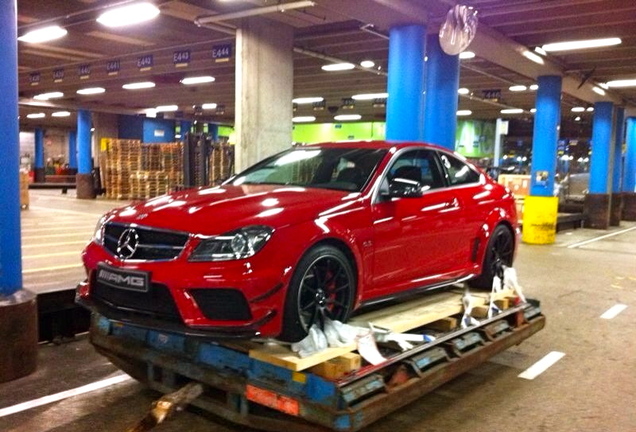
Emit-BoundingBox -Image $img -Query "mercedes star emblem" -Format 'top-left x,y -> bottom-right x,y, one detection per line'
116,228 -> 140,259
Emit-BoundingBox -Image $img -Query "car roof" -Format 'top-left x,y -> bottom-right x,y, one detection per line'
300,140 -> 452,153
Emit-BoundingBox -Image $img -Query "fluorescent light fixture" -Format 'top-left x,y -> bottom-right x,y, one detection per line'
18,26 -> 67,43
571,107 -> 585,112
534,47 -> 547,56
180,76 -> 215,85
605,79 -> 636,88
33,91 -> 64,100
586,107 -> 594,112
575,116 -> 582,122
351,93 -> 388,100
96,2 -> 160,28
530,84 -> 539,91
155,105 -> 178,112
77,87 -> 105,95
458,88 -> 470,95
145,109 -> 157,118
530,108 -> 537,113
592,86 -> 606,96
122,81 -> 155,90
599,83 -> 609,90
509,85 -> 527,92
542,37 -> 621,52
334,114 -> 361,121
52,111 -> 71,117
500,109 -> 524,114
292,97 -> 324,104
322,63 -> 355,71
201,103 -> 218,110
457,110 -> 472,116
27,113 -> 46,119
522,50 -> 544,64
360,60 -> 375,68
459,51 -> 475,59
293,116 -> 316,123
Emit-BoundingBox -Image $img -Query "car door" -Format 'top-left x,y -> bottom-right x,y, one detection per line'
369,149 -> 465,298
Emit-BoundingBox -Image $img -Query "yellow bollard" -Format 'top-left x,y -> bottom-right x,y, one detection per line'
522,196 -> 559,244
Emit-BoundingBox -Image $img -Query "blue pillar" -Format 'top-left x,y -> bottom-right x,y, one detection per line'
34,128 -> 44,169
625,117 -> 636,192
0,0 -> 21,295
385,24 -> 426,141
77,110 -> 92,174
423,35 -> 460,150
179,120 -> 192,142
529,76 -> 562,197
612,108 -> 625,193
68,130 -> 77,169
209,123 -> 219,142
589,102 -> 613,194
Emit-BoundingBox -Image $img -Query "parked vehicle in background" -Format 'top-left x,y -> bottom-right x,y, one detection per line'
558,172 -> 589,203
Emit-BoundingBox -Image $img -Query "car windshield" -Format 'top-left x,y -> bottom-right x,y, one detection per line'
227,147 -> 388,192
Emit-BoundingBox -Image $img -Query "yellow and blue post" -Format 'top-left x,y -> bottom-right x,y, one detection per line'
585,101 -> 614,229
610,107 -> 624,226
623,117 -> 636,220
385,24 -> 426,141
76,109 -> 95,199
423,35 -> 460,151
522,76 -> 561,244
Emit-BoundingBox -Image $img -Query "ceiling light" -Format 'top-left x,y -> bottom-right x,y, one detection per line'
500,109 -> 524,114
592,86 -> 606,96
77,87 -> 105,95
322,63 -> 355,71
360,60 -> 375,68
599,83 -> 609,90
457,110 -> 472,116
96,2 -> 160,28
351,93 -> 388,100
201,103 -> 217,110
145,109 -> 157,118
586,107 -> 594,112
509,85 -> 528,92
458,88 -> 470,95
605,79 -> 636,88
334,114 -> 361,121
522,50 -> 544,64
33,91 -> 64,100
155,105 -> 178,112
575,116 -> 582,122
123,81 -> 155,90
542,37 -> 621,52
27,113 -> 46,119
530,84 -> 538,91
571,107 -> 585,112
18,26 -> 67,43
293,116 -> 316,123
530,108 -> 537,113
52,111 -> 71,117
180,76 -> 215,85
534,47 -> 547,56
293,97 -> 324,104
459,51 -> 475,59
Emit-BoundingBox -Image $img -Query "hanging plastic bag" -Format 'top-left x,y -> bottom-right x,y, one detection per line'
439,5 -> 479,55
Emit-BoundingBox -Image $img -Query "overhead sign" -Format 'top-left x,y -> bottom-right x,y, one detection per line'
137,54 -> 153,72
53,68 -> 64,83
482,89 -> 501,101
173,50 -> 191,68
106,60 -> 120,76
212,44 -> 232,62
79,64 -> 91,79
29,72 -> 40,86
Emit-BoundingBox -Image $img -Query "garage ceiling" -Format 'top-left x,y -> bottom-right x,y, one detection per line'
16,0 -> 636,138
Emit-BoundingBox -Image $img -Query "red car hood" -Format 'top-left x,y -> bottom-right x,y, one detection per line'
106,185 -> 360,235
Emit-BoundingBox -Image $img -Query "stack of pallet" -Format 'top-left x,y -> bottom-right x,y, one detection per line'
19,170 -> 30,210
209,144 -> 234,185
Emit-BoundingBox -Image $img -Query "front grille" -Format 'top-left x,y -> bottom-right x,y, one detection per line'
189,289 -> 252,321
92,273 -> 182,322
104,223 -> 189,260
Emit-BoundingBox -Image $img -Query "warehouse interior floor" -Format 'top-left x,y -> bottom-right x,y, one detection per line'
1,189 -> 635,432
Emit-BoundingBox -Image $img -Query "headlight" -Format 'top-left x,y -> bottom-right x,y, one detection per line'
189,225 -> 273,262
93,215 -> 107,245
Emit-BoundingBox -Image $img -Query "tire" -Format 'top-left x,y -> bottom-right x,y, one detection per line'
469,225 -> 514,289
278,245 -> 356,342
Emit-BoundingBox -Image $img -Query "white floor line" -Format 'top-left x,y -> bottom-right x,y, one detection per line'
0,374 -> 132,418
21,226 -> 94,234
567,226 -> 636,249
23,241 -> 88,249
22,233 -> 91,240
518,351 -> 565,380
23,251 -> 81,259
600,304 -> 628,320
23,264 -> 83,274
28,206 -> 109,217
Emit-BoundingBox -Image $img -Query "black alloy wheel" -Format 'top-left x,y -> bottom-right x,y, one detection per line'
279,245 -> 355,342
469,225 -> 514,289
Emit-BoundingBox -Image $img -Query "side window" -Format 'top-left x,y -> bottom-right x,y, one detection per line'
388,150 -> 445,190
439,153 -> 481,186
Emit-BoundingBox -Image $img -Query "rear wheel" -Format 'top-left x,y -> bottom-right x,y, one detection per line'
469,225 -> 514,289
278,245 -> 355,342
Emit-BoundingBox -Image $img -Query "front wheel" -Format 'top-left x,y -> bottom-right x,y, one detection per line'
278,245 -> 355,343
469,225 -> 514,289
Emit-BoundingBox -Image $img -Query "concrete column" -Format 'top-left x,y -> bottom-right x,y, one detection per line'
385,24 -> 426,141
522,76 -> 561,244
68,130 -> 77,170
76,109 -> 95,199
585,101 -> 614,229
423,35 -> 460,151
0,0 -> 38,383
34,127 -> 45,182
235,17 -> 293,171
623,117 -> 636,220
610,107 -> 624,226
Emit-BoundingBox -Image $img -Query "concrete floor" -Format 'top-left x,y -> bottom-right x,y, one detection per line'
2,189 -> 635,432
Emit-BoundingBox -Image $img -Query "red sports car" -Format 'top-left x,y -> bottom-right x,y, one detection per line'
77,141 -> 518,342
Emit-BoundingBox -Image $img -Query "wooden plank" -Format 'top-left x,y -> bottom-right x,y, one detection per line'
249,342 -> 357,371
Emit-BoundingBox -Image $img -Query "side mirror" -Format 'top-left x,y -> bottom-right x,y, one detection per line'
386,177 -> 424,198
